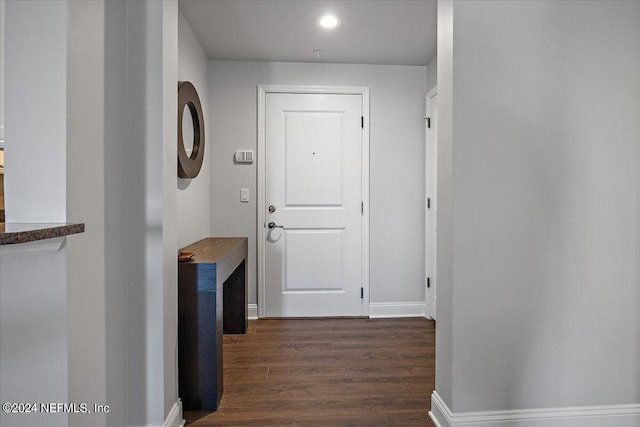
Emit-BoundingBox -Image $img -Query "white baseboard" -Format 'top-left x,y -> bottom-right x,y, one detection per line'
164,399 -> 184,427
129,399 -> 184,427
368,302 -> 425,318
248,303 -> 258,319
127,400 -> 183,427
430,391 -> 640,427
251,303 -> 424,319
429,409 -> 443,427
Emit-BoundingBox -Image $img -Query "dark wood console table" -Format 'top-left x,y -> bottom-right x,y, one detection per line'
178,237 -> 248,411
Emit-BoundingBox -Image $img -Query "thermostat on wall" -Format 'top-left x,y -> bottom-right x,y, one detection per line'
235,150 -> 254,164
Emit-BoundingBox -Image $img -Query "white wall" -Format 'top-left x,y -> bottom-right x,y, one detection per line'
3,3 -> 182,427
66,2 -> 107,426
435,0 -> 454,409
161,1 -> 179,421
96,3 -> 184,423
125,1 -> 180,425
0,0 -> 5,148
434,0 -> 640,424
1,2 -> 69,427
70,2 -> 180,425
3,0 -> 66,222
0,246 -> 69,427
177,12 -> 210,249
426,56 -> 437,93
208,61 -> 427,307
103,1 -> 129,425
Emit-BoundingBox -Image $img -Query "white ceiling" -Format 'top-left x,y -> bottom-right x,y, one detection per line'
179,0 -> 437,66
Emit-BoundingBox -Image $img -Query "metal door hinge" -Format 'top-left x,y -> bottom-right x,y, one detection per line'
361,116 -> 364,129
427,117 -> 431,128
427,277 -> 431,288
361,287 -> 364,299
427,198 -> 431,209
361,201 -> 364,214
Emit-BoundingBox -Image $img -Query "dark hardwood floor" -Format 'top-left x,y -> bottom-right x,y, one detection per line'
185,317 -> 436,427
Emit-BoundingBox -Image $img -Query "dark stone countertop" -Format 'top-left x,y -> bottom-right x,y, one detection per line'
0,223 -> 85,245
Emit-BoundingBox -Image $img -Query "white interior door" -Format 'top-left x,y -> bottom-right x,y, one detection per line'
264,92 -> 363,317
426,91 -> 438,320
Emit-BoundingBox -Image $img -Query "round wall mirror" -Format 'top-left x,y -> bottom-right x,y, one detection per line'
182,104 -> 195,157
177,81 -> 205,178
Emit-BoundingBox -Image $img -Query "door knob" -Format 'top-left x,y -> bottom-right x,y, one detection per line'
268,222 -> 284,229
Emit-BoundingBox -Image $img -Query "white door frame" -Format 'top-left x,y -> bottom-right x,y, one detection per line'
257,85 -> 370,318
425,86 -> 437,320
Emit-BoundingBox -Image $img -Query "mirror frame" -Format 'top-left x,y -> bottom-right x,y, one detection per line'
177,81 -> 205,178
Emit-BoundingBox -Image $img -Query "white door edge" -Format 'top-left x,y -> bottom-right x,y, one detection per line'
425,87 -> 437,320
257,85 -> 370,318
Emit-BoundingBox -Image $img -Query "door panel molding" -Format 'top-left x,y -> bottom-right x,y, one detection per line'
257,85 -> 370,318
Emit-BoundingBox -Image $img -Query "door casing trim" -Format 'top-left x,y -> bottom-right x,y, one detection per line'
257,85 -> 370,318
425,86 -> 438,320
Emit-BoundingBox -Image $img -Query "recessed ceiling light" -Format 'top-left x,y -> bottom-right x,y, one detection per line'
318,14 -> 340,29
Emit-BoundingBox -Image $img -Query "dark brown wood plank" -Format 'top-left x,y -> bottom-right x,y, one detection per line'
223,259 -> 248,334
181,237 -> 246,264
185,317 -> 436,426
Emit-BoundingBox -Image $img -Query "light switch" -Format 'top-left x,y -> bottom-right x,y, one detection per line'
240,188 -> 249,202
235,150 -> 254,163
